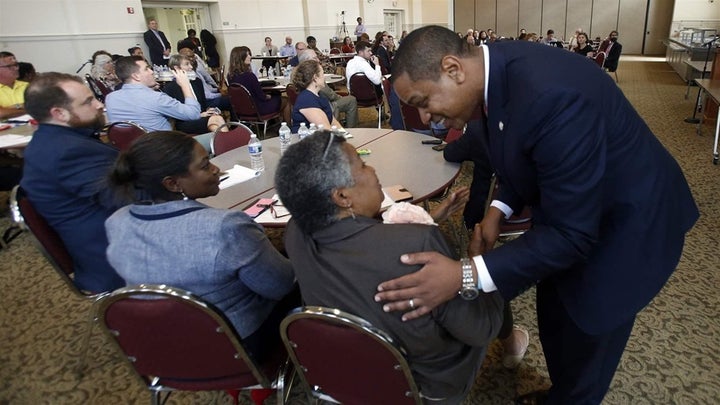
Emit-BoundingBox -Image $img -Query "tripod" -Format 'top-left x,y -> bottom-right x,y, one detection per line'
685,35 -> 720,124
339,12 -> 349,38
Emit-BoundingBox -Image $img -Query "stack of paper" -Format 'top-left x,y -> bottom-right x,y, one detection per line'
218,164 -> 260,190
0,134 -> 32,148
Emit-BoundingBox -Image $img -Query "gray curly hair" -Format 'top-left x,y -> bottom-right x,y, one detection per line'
275,131 -> 354,234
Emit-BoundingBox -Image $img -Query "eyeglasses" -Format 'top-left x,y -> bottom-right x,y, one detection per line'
0,63 -> 19,69
270,203 -> 291,219
322,131 -> 336,160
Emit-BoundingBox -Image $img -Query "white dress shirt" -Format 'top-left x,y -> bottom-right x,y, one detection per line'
345,55 -> 382,91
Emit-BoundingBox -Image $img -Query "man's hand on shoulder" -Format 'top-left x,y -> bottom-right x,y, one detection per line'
374,252 -> 463,321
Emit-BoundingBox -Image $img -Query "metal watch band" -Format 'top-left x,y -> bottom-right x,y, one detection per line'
461,257 -> 474,288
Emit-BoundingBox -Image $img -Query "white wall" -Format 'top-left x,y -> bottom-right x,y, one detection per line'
0,0 -> 446,76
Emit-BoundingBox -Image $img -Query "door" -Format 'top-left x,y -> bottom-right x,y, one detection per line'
383,10 -> 403,38
644,0 -> 675,55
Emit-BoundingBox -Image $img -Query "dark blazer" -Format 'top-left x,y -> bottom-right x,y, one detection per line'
443,117 -> 493,229
375,45 -> 392,74
284,216 -> 504,402
481,41 -> 698,335
604,41 -> 622,72
143,29 -> 171,66
20,124 -> 125,292
162,78 -> 210,134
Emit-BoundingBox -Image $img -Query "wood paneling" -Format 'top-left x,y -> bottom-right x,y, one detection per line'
455,0 -> 476,34
542,0 -> 568,40
475,0 -> 497,32
617,0 -> 647,53
590,0 -> 620,40
518,0 -> 543,34
497,0 -> 520,38
566,0 -> 593,41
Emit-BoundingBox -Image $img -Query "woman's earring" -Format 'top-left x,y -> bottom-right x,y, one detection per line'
180,190 -> 189,201
347,204 -> 356,220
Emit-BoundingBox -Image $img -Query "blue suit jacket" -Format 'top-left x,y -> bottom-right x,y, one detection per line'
481,41 -> 698,334
21,124 -> 124,292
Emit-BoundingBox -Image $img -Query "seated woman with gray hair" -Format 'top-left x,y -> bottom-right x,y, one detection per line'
275,131 -> 503,403
106,131 -> 297,361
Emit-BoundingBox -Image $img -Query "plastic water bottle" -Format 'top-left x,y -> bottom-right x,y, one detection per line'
309,123 -> 317,136
298,122 -> 310,140
279,122 -> 291,154
248,134 -> 265,172
285,65 -> 292,78
317,124 -> 325,131
268,67 -> 275,80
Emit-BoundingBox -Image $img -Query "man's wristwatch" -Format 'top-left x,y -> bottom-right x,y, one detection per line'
459,257 -> 479,300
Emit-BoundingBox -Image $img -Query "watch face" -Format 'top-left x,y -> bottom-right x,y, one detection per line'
460,288 -> 479,300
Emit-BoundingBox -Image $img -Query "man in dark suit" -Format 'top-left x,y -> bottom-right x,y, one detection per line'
143,18 -> 171,66
602,30 -> 622,72
376,26 -> 698,404
21,72 -> 124,293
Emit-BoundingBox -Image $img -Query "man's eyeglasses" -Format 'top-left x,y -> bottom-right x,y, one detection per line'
0,63 -> 19,69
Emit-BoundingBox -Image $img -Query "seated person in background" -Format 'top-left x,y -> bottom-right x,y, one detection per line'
345,41 -> 382,93
601,31 -> 622,72
297,51 -> 358,128
290,60 -> 347,133
0,51 -> 29,119
306,35 -> 335,74
177,45 -> 231,113
178,28 -> 203,59
276,131 -> 502,403
526,32 -> 538,42
18,62 -> 36,83
539,29 -> 560,46
227,46 -> 289,123
360,32 -> 371,42
90,50 -> 120,90
372,32 -> 392,74
573,33 -> 595,57
106,56 -> 213,151
162,54 -> 226,135
287,42 -> 307,67
128,46 -> 144,57
568,28 -> 583,52
106,131 -> 298,361
279,36 -> 296,57
341,36 -> 355,53
260,36 -> 279,72
21,72 -> 124,292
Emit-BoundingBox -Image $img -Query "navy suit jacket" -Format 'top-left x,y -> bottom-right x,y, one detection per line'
143,29 -> 171,66
481,41 -> 698,334
21,124 -> 124,292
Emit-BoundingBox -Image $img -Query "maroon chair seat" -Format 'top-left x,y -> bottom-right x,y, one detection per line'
281,306 -> 422,405
97,284 -> 290,405
85,74 -> 113,102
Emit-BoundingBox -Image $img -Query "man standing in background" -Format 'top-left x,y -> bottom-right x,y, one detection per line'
143,18 -> 171,66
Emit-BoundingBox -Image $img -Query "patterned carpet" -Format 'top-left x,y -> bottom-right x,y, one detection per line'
1,58 -> 719,404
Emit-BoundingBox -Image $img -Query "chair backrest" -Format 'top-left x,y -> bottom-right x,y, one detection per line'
594,51 -> 606,68
85,74 -> 111,102
211,122 -> 253,156
285,83 -> 299,107
484,176 -> 532,238
228,83 -> 261,120
329,48 -> 341,54
105,121 -> 147,151
280,306 -> 422,405
10,186 -> 88,298
97,284 -> 279,391
349,73 -> 382,107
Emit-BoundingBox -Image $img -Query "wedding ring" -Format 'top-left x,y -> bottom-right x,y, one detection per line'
409,299 -> 415,309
